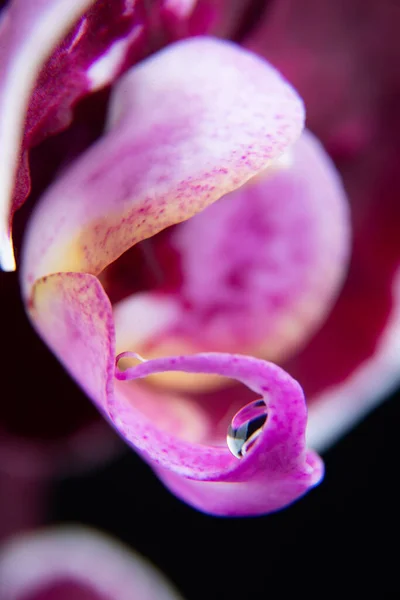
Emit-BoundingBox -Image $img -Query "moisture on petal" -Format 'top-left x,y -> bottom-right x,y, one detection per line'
27,271 -> 322,516
115,350 -> 323,515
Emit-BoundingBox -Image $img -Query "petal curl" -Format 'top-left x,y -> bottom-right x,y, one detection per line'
21,37 -> 315,515
27,272 -> 322,515
21,36 -> 304,292
0,526 -> 183,600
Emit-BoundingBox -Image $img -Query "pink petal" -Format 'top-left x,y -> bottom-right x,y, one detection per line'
125,129 -> 349,371
21,36 -> 304,293
26,271 -> 321,516
0,526 -> 183,600
115,351 -> 323,515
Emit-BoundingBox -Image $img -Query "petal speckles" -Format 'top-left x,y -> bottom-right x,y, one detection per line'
21,37 -> 304,292
21,36 -> 323,516
114,351 -> 323,515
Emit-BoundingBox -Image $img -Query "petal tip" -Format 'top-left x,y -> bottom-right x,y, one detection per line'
0,227 -> 16,271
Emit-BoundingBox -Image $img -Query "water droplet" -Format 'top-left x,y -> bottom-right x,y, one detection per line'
227,399 -> 268,458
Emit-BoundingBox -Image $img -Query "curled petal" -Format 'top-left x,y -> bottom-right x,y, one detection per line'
21,36 -> 304,292
0,526 -> 183,600
114,349 -> 324,515
26,271 -> 322,515
21,37 -> 317,515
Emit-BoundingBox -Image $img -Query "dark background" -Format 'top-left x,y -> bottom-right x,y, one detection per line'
52,389 -> 399,599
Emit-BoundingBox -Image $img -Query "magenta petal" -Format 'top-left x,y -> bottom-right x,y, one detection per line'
244,1 -> 400,449
115,351 -> 323,515
28,271 -> 321,516
0,526 -> 183,600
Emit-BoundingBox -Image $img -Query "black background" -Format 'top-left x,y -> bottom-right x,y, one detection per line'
52,388 -> 399,599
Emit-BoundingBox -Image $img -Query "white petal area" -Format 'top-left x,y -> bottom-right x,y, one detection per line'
87,24 -> 143,91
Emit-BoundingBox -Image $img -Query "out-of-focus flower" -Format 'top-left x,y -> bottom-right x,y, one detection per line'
0,526 -> 183,600
3,0 -> 392,516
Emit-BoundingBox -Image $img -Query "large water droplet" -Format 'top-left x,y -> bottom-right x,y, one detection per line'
227,399 -> 268,458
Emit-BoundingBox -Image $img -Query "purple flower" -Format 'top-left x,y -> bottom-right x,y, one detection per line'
3,0 -> 390,516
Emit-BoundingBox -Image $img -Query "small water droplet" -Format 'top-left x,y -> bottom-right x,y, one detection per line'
227,399 -> 268,458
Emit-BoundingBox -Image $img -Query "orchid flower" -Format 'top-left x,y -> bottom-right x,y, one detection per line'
0,0 -> 368,517
0,526 -> 183,600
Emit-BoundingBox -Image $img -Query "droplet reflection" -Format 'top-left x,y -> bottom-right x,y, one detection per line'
227,399 -> 268,458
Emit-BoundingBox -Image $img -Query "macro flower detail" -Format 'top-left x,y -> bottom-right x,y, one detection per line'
114,351 -> 323,515
2,0 -> 353,516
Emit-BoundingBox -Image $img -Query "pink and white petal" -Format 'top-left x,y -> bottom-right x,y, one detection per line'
137,129 -> 350,366
154,450 -> 322,516
0,0 -> 148,271
21,36 -> 304,293
115,351 -> 323,515
28,272 -> 115,416
0,0 -> 95,270
27,272 -> 321,515
0,526 -> 183,600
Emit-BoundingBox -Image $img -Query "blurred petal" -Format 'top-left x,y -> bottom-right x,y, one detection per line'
0,0 -> 147,271
0,526 -> 183,600
244,0 -> 400,448
306,272 -> 400,450
0,0 -> 95,270
115,351 -> 323,515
